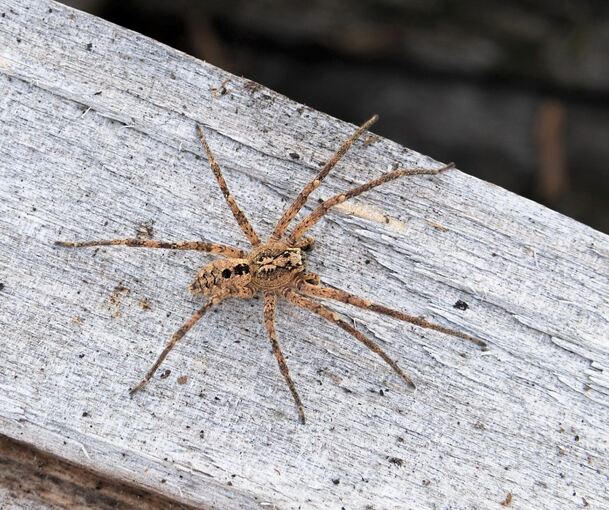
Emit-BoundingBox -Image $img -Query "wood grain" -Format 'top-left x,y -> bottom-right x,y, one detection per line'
1,1 -> 608,508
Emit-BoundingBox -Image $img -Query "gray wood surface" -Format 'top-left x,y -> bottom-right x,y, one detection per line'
1,1 -> 609,508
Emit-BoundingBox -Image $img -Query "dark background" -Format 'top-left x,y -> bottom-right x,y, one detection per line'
61,0 -> 609,234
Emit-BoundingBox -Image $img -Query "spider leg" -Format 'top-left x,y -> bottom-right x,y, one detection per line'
263,292 -> 306,424
283,289 -> 415,389
196,125 -> 261,247
129,297 -> 221,395
55,238 -> 246,258
271,115 -> 379,241
297,280 -> 487,350
289,163 -> 454,243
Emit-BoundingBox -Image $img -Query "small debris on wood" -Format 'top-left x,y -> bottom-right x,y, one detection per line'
500,492 -> 513,507
388,457 -> 403,466
135,221 -> 154,239
363,134 -> 380,147
211,78 -> 230,98
428,221 -> 449,232
107,284 -> 130,318
160,369 -> 171,380
244,80 -> 262,94
177,375 -> 188,385
454,300 -> 469,311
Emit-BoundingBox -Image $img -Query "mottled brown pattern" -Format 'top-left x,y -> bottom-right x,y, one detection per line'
57,116 -> 485,422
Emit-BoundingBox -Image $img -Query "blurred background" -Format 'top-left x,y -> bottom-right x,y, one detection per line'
60,0 -> 609,234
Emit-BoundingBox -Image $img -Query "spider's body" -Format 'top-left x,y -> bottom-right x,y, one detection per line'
190,242 -> 307,297
248,242 -> 306,291
57,114 -> 486,423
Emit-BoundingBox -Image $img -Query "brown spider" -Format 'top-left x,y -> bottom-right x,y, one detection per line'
57,115 -> 487,423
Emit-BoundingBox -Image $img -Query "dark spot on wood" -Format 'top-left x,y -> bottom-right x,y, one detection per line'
388,457 -> 403,466
222,268 -> 232,278
574,435 -> 580,441
93,90 -> 102,96
78,353 -> 85,359
199,430 -> 205,439
177,375 -> 188,385
379,389 -> 385,396
332,478 -> 340,485
0,283 -> 4,291
16,38 -> 21,43
454,300 -> 469,310
289,152 -> 300,160
160,369 -> 171,379
82,411 -> 89,418
86,42 -> 93,51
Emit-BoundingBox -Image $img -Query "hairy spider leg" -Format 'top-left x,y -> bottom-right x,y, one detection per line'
129,297 -> 222,395
297,280 -> 487,349
196,125 -> 261,247
283,289 -> 416,389
289,164 -> 454,243
55,239 -> 246,258
263,292 -> 306,423
271,115 -> 379,241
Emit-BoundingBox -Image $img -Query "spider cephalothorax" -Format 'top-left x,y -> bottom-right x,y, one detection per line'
249,243 -> 306,290
57,114 -> 486,423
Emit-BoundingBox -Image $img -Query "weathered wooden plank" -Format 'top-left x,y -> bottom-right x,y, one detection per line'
0,1 -> 608,509
0,433 -> 198,509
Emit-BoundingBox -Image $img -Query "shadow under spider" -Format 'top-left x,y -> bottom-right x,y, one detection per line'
57,114 -> 487,424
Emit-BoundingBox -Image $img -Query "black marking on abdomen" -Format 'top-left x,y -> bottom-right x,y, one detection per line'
234,263 -> 250,275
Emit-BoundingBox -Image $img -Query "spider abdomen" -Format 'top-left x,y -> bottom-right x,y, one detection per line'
190,258 -> 252,297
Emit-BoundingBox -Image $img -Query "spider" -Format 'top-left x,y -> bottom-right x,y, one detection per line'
57,114 -> 487,423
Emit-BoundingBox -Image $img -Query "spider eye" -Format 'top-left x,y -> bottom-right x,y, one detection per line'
221,269 -> 232,278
